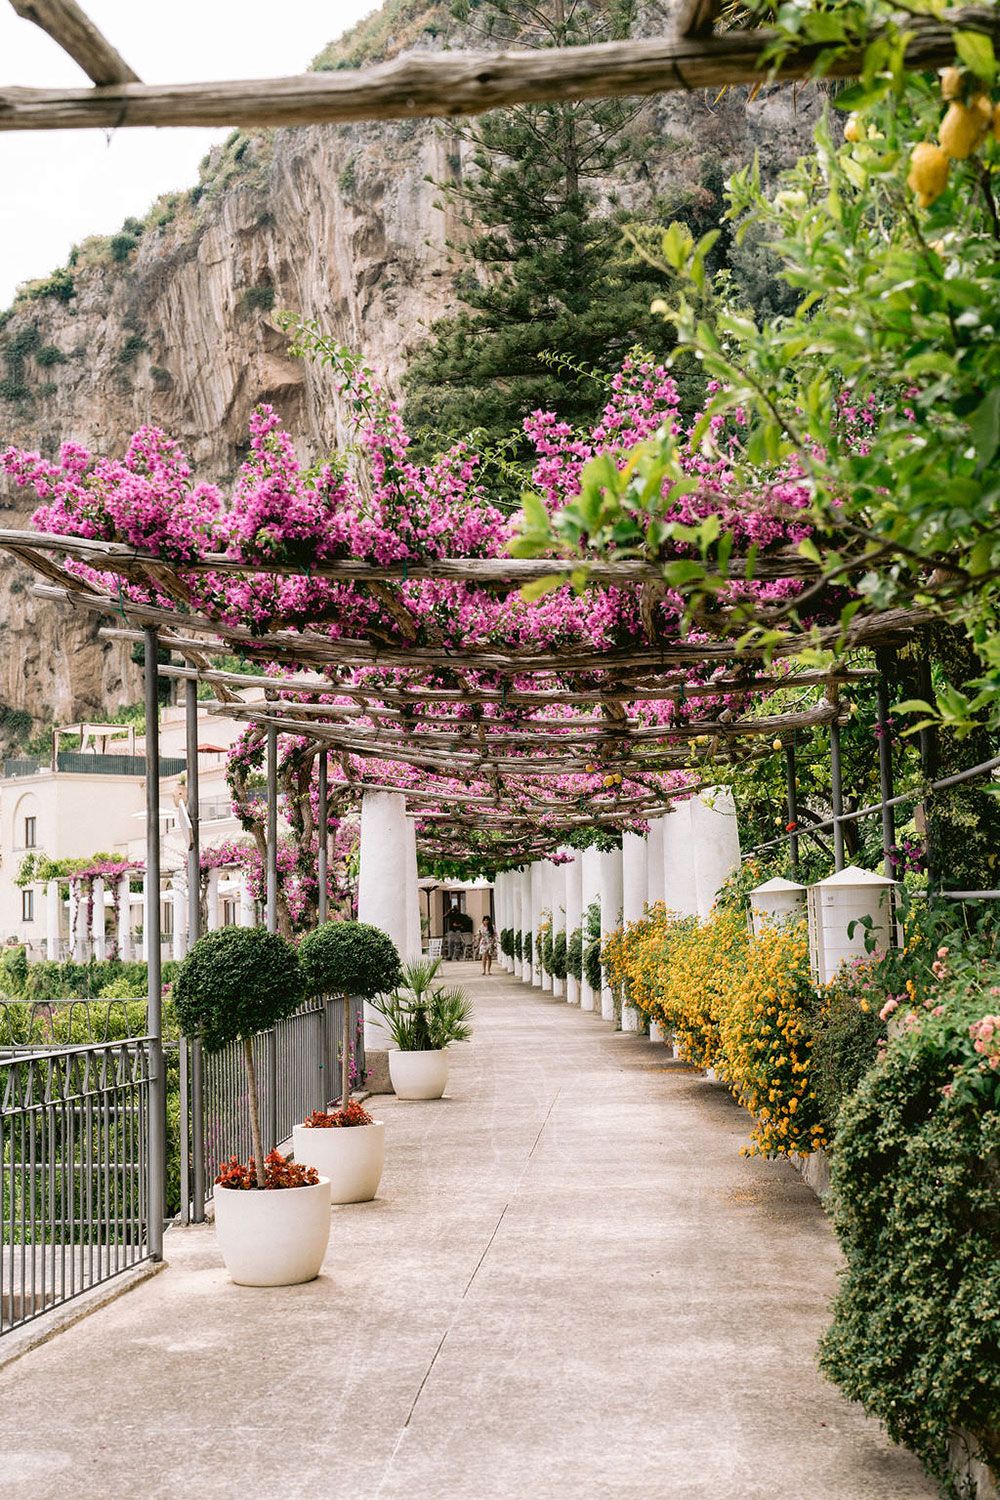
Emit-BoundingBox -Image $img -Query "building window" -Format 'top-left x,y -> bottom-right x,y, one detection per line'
161,900 -> 174,939
24,815 -> 36,848
22,888 -> 34,922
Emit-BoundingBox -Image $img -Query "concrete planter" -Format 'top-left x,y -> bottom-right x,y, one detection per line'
389,1047 -> 449,1100
291,1122 -> 385,1204
214,1178 -> 331,1286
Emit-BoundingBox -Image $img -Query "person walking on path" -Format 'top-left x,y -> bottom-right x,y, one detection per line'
477,914 -> 498,975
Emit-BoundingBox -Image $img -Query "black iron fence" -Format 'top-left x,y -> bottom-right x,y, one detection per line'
1,994 -> 365,1332
175,995 -> 365,1220
0,1035 -> 151,1336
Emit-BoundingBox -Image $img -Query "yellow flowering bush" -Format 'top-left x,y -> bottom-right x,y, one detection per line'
661,907 -> 750,1070
721,919 -> 825,1157
601,903 -> 692,1026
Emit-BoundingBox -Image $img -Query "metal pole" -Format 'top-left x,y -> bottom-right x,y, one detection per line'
144,627 -> 165,1262
917,652 -> 937,891
264,720 -> 278,1152
784,742 -> 799,878
830,717 -> 845,872
317,749 -> 328,926
184,677 -> 205,1222
266,721 -> 278,936
874,648 -> 896,878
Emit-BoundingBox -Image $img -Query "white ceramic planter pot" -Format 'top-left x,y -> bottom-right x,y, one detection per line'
389,1048 -> 449,1100
214,1177 -> 332,1286
291,1121 -> 385,1204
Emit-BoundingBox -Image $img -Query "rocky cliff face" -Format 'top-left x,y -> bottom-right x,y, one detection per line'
0,1 -> 823,735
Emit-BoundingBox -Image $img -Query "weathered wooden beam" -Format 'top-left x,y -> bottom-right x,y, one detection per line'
9,0 -> 139,85
1,12 -> 995,132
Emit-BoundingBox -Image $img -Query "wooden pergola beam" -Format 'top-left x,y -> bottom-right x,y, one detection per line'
9,0 -> 139,85
1,11 -> 995,132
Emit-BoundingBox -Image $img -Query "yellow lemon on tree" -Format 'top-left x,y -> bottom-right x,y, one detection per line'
772,737 -> 783,751
907,142 -> 949,206
993,101 -> 1000,141
938,101 -> 986,159
843,113 -> 863,143
939,65 -> 962,100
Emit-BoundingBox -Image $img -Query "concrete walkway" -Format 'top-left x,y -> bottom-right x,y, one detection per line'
1,967 -> 937,1500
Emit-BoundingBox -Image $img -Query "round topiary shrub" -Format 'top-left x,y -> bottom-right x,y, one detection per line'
551,930 -> 567,981
175,926 -> 304,1187
297,920 -> 401,1111
175,926 -> 303,1052
298,919 -> 401,1000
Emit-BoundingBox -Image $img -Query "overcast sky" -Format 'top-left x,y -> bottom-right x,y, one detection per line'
0,1 -> 376,307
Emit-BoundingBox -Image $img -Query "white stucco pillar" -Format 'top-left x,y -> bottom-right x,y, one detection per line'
620,832 -> 647,1032
206,867 -> 221,932
91,877 -> 106,961
564,851 -> 583,1006
170,876 -> 186,960
647,818 -> 666,908
516,870 -> 528,981
46,879 -> 60,961
598,847 -> 623,1022
692,786 -> 742,919
70,881 -> 87,962
357,790 -> 409,1048
530,861 -> 545,987
549,857 -> 566,999
404,817 -> 421,961
663,799 -> 699,918
116,875 -> 132,961
140,876 -> 151,963
238,872 -> 255,927
580,846 -> 601,1011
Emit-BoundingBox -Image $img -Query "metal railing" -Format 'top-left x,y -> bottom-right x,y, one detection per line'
3,752 -> 186,779
175,996 -> 365,1221
1,1035 -> 151,1336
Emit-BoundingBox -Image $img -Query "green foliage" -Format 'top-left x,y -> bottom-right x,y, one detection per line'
118,333 -> 147,366
523,931 -> 532,967
821,999 -> 1000,1492
500,927 -> 514,957
297,919 -> 401,1000
541,926 -> 554,975
513,929 -> 523,960
174,927 -> 303,1052
23,268 -> 75,304
34,343 -> 65,367
0,944 -> 28,995
810,983 -> 887,1140
240,285 -> 275,313
566,926 -> 583,982
109,233 -> 140,264
17,958 -> 176,1002
583,899 -> 602,993
551,929 -> 568,980
368,958 -> 473,1049
403,0 -> 675,476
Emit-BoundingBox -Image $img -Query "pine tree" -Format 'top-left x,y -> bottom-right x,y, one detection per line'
403,0 -> 672,466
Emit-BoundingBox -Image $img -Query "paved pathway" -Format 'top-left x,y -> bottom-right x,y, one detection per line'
1,967 -> 937,1500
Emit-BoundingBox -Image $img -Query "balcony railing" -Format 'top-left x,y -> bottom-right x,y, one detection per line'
3,752 -> 187,779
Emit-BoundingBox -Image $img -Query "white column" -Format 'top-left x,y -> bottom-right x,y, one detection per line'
564,851 -> 583,1006
647,818 -> 666,908
117,874 -> 132,960
91,877 -> 107,961
140,876 -> 150,962
692,786 -> 741,919
663,800 -> 699,917
580,847 -> 601,1011
540,861 -> 554,995
550,857 -> 566,999
404,817 -> 421,961
598,847 -> 623,1022
357,790 -> 409,1048
516,870 -> 528,981
621,833 -> 647,1032
206,867 -> 221,931
46,879 -> 60,961
170,876 -> 186,960
530,861 -> 545,986
239,872 -> 255,927
70,881 -> 86,962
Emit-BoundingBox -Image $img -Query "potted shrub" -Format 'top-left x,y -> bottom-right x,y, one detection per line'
294,920 -> 402,1203
369,958 -> 473,1100
174,926 -> 332,1286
